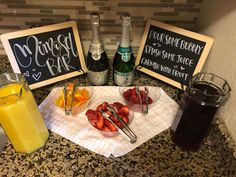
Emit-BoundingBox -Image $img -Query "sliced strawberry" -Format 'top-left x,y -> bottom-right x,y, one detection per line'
96,102 -> 108,111
105,110 -> 113,117
118,105 -> 129,116
123,87 -> 154,105
110,115 -> 122,127
148,97 -> 153,104
130,94 -> 139,104
96,104 -> 103,111
124,88 -> 132,95
123,117 -> 129,125
101,102 -> 108,111
123,91 -> 130,99
101,126 -> 110,132
96,111 -> 104,129
107,123 -> 118,132
141,97 -> 146,104
130,88 -> 136,95
118,113 -> 129,125
105,119 -> 118,132
104,119 -> 110,126
86,109 -> 97,121
88,119 -> 97,127
86,109 -> 98,127
112,102 -> 124,110
140,96 -> 153,104
139,90 -> 146,97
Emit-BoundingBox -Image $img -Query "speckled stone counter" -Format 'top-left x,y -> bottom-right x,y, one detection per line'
0,56 -> 235,176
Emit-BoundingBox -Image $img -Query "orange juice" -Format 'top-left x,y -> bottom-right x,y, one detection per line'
0,82 -> 49,153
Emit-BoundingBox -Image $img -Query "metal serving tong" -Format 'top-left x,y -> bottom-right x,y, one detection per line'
135,86 -> 149,114
100,105 -> 137,143
64,82 -> 76,115
144,87 -> 149,114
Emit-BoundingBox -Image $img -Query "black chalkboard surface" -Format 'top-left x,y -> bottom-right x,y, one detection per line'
136,20 -> 214,89
1,21 -> 86,89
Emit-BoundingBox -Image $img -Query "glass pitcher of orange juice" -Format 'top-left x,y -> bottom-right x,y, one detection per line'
0,73 -> 49,153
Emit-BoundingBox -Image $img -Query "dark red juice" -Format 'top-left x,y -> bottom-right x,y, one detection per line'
172,82 -> 222,150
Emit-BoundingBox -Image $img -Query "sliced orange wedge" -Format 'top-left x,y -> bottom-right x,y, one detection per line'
81,88 -> 90,99
55,88 -> 90,108
55,95 -> 65,108
74,88 -> 90,102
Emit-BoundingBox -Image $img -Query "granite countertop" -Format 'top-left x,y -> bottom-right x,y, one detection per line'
0,56 -> 235,176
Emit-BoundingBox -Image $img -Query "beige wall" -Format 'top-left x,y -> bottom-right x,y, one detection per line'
198,0 -> 236,142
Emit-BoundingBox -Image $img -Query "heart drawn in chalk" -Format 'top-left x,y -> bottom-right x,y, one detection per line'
180,66 -> 185,70
23,71 -> 30,77
32,72 -> 42,81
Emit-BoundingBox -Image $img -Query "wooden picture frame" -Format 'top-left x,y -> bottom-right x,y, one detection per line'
135,19 -> 214,89
1,21 -> 87,89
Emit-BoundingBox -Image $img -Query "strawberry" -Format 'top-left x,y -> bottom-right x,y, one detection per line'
96,111 -> 104,129
130,88 -> 136,95
106,121 -> 118,132
148,97 -> 153,104
112,102 -> 124,110
96,102 -> 108,111
96,104 -> 103,111
86,109 -> 98,127
110,115 -> 122,127
123,91 -> 130,99
141,97 -> 146,104
123,87 -> 154,105
105,110 -> 113,117
101,126 -> 110,132
86,109 -> 97,120
140,90 -> 146,97
130,94 -> 139,104
118,113 -> 129,125
124,88 -> 132,95
118,105 -> 129,116
102,101 -> 108,109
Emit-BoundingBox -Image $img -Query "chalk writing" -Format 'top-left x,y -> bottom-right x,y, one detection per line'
141,57 -> 160,70
32,72 -> 42,81
1,21 -> 85,89
148,30 -> 204,55
6,25 -> 83,86
137,22 -> 210,87
13,32 -> 77,78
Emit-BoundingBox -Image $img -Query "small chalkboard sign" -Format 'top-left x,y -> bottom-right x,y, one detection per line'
1,21 -> 86,89
136,19 -> 214,89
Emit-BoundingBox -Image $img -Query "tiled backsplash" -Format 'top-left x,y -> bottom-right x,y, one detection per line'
0,0 -> 203,57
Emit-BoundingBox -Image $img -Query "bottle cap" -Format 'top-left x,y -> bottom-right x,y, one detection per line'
90,12 -> 100,24
121,13 -> 131,25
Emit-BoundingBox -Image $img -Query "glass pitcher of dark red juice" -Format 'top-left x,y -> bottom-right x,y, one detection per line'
171,72 -> 231,150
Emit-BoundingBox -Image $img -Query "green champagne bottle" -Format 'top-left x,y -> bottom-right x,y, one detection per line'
113,13 -> 135,86
86,12 -> 109,85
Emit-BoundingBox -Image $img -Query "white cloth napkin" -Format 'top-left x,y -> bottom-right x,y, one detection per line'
39,86 -> 179,157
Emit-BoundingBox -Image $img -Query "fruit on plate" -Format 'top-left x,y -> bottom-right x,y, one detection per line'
86,101 -> 130,132
122,88 -> 153,105
55,87 -> 90,108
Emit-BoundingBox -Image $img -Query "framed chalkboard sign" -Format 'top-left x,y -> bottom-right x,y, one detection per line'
1,21 -> 86,89
136,19 -> 214,89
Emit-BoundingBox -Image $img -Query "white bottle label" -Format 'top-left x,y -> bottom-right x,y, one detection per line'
117,47 -> 132,62
91,52 -> 101,61
114,70 -> 134,86
87,69 -> 109,85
